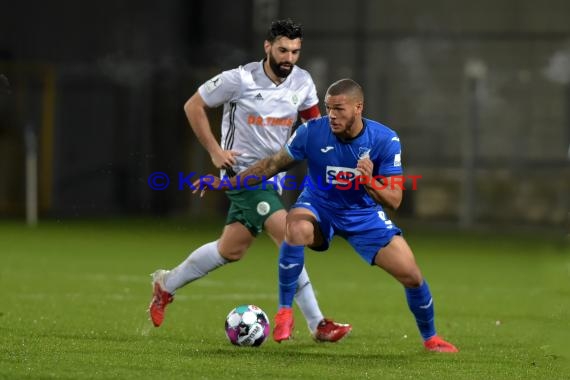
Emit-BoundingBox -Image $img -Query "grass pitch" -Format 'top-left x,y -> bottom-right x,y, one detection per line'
0,218 -> 568,379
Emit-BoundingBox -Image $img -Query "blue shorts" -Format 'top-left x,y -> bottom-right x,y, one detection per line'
291,194 -> 402,265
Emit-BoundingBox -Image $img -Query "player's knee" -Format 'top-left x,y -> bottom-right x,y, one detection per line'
285,220 -> 313,245
219,245 -> 248,262
400,271 -> 423,288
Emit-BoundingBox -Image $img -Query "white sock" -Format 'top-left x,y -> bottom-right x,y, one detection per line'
164,241 -> 228,293
294,266 -> 324,332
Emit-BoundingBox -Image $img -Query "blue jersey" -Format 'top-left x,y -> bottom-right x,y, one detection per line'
286,116 -> 403,209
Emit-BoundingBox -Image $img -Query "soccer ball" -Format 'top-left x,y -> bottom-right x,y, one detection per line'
225,304 -> 270,347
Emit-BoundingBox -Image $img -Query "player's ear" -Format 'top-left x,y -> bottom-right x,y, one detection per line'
264,40 -> 271,55
355,101 -> 364,114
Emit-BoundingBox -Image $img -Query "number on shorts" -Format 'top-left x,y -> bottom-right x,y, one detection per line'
377,211 -> 393,228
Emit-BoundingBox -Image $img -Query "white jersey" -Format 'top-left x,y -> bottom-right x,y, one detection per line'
198,60 -> 318,178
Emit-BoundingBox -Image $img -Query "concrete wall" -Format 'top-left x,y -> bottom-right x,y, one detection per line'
280,0 -> 570,225
0,0 -> 568,226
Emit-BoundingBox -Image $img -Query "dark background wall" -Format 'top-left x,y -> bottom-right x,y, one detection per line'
1,0 -> 569,228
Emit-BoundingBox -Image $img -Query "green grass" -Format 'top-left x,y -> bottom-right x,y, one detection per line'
0,218 -> 568,379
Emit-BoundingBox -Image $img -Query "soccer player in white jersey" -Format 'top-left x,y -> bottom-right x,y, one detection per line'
196,78 -> 458,353
148,19 -> 351,342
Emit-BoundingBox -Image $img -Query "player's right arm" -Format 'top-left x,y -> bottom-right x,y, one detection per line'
231,119 -> 309,187
234,148 -> 297,188
184,91 -> 238,169
191,148 -> 297,194
192,121 -> 307,193
359,130 -> 404,210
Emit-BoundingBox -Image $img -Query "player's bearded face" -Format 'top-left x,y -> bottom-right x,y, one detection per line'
268,52 -> 293,78
266,37 -> 301,79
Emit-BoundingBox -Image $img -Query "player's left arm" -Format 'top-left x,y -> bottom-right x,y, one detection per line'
357,158 -> 403,210
298,76 -> 320,122
299,104 -> 320,122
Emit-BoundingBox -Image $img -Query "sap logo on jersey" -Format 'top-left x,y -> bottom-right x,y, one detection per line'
326,166 -> 359,184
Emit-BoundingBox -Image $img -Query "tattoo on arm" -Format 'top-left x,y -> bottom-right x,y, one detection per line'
270,149 -> 296,172
235,149 -> 296,186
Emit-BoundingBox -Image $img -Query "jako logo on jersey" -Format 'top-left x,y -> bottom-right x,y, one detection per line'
326,166 -> 359,184
320,146 -> 334,153
279,263 -> 301,270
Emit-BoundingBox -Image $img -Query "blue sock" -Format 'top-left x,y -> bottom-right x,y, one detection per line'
278,242 -> 305,308
405,280 -> 436,340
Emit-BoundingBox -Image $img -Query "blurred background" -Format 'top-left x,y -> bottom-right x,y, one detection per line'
1,0 -> 569,230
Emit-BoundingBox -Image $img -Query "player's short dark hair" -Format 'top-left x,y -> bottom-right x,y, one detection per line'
266,19 -> 303,42
326,78 -> 364,102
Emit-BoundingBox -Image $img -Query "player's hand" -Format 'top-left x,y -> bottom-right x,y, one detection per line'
192,174 -> 221,198
211,150 -> 241,170
356,157 -> 373,179
191,174 -> 237,197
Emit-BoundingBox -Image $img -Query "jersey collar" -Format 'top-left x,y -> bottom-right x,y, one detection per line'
260,59 -> 294,87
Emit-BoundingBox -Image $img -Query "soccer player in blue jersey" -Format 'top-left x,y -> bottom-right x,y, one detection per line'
197,78 -> 458,352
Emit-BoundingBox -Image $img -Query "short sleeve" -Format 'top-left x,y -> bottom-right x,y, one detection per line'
197,68 -> 242,108
298,76 -> 319,112
285,123 -> 309,161
376,133 -> 403,176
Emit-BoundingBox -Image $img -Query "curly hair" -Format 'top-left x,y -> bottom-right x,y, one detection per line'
266,19 -> 303,42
